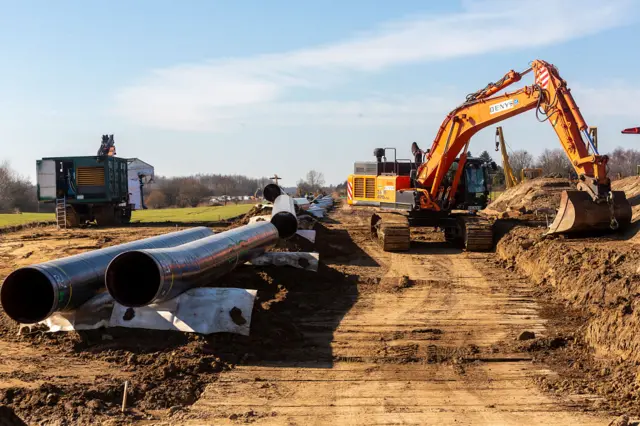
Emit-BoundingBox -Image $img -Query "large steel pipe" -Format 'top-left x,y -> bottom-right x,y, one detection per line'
271,194 -> 298,239
0,227 -> 214,324
261,185 -> 298,240
106,222 -> 279,308
263,184 -> 283,203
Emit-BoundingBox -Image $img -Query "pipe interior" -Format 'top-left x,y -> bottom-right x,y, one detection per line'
263,184 -> 282,203
271,212 -> 298,239
106,252 -> 161,307
1,268 -> 54,324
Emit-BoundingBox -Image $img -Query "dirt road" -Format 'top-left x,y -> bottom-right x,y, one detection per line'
177,210 -> 611,425
0,211 -> 620,424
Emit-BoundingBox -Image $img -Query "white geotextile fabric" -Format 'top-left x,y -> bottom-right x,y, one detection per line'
28,288 -> 257,336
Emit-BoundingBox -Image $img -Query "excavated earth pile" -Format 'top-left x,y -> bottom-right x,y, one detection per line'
230,203 -> 270,227
486,176 -> 640,414
496,224 -> 640,412
497,228 -> 640,361
612,176 -> 640,222
485,178 -> 575,217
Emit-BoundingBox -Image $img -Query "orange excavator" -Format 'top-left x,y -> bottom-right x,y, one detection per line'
346,59 -> 632,251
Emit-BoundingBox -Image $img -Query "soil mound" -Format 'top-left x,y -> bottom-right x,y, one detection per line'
496,226 -> 640,413
230,203 -> 271,228
485,178 -> 574,215
612,176 -> 640,222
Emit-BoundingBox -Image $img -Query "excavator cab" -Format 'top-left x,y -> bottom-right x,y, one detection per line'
443,158 -> 493,211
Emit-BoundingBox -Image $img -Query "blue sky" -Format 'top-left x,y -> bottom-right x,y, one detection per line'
1,0 -> 639,186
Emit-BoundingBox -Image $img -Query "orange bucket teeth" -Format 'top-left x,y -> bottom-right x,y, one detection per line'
547,190 -> 632,235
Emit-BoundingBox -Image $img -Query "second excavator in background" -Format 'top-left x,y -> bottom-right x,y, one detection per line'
346,59 -> 632,252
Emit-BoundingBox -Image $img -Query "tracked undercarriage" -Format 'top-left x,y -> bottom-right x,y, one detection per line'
371,211 -> 494,252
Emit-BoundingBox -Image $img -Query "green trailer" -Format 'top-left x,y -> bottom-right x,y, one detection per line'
36,156 -> 133,227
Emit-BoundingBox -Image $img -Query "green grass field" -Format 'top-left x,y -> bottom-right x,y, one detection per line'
131,204 -> 254,223
0,212 -> 54,227
0,204 -> 255,228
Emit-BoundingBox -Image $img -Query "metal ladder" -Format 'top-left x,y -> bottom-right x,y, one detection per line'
55,198 -> 67,229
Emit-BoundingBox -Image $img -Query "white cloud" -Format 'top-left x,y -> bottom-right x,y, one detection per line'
573,83 -> 640,118
113,0 -> 635,132
217,93 -> 458,128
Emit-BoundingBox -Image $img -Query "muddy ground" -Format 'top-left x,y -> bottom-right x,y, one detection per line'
0,191 -> 639,424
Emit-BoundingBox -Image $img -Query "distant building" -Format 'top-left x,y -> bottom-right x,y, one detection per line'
126,158 -> 154,210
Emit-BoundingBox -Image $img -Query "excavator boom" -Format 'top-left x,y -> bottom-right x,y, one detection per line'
416,60 -> 630,234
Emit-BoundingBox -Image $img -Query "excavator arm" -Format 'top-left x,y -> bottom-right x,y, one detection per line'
416,59 -> 631,233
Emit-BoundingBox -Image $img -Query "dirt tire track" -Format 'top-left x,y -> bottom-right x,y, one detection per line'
175,211 -> 612,425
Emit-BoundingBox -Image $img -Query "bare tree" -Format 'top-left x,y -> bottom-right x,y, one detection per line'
306,170 -> 325,190
508,150 -> 534,180
0,162 -> 38,213
608,148 -> 640,178
146,190 -> 167,209
536,149 -> 572,177
146,173 -> 271,205
177,178 -> 209,207
297,179 -> 312,196
219,176 -> 237,205
0,162 -> 12,212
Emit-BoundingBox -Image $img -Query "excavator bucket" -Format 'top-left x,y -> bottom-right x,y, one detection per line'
547,190 -> 632,234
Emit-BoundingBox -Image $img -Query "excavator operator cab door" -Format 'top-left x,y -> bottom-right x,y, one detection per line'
450,160 -> 490,211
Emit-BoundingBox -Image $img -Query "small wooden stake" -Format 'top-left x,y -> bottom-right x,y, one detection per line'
121,381 -> 129,412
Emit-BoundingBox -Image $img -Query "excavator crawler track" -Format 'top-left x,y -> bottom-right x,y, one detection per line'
371,212 -> 411,252
459,216 -> 494,252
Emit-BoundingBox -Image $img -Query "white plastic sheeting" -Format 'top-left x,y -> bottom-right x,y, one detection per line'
296,230 -> 316,242
293,198 -> 311,210
248,252 -> 319,271
26,288 -> 257,336
112,288 -> 256,336
307,206 -> 325,218
34,292 -> 113,332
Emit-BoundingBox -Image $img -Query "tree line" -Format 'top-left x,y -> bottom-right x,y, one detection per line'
2,145 -> 640,213
0,162 -> 40,213
484,147 -> 640,187
145,171 -> 345,209
144,174 -> 272,208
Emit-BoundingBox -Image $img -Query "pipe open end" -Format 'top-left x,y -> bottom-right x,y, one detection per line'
271,212 -> 298,239
1,268 -> 54,324
263,184 -> 282,203
106,251 -> 161,307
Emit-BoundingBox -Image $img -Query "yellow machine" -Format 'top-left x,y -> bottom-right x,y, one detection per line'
347,59 -> 632,252
494,126 -> 518,188
521,168 -> 543,181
